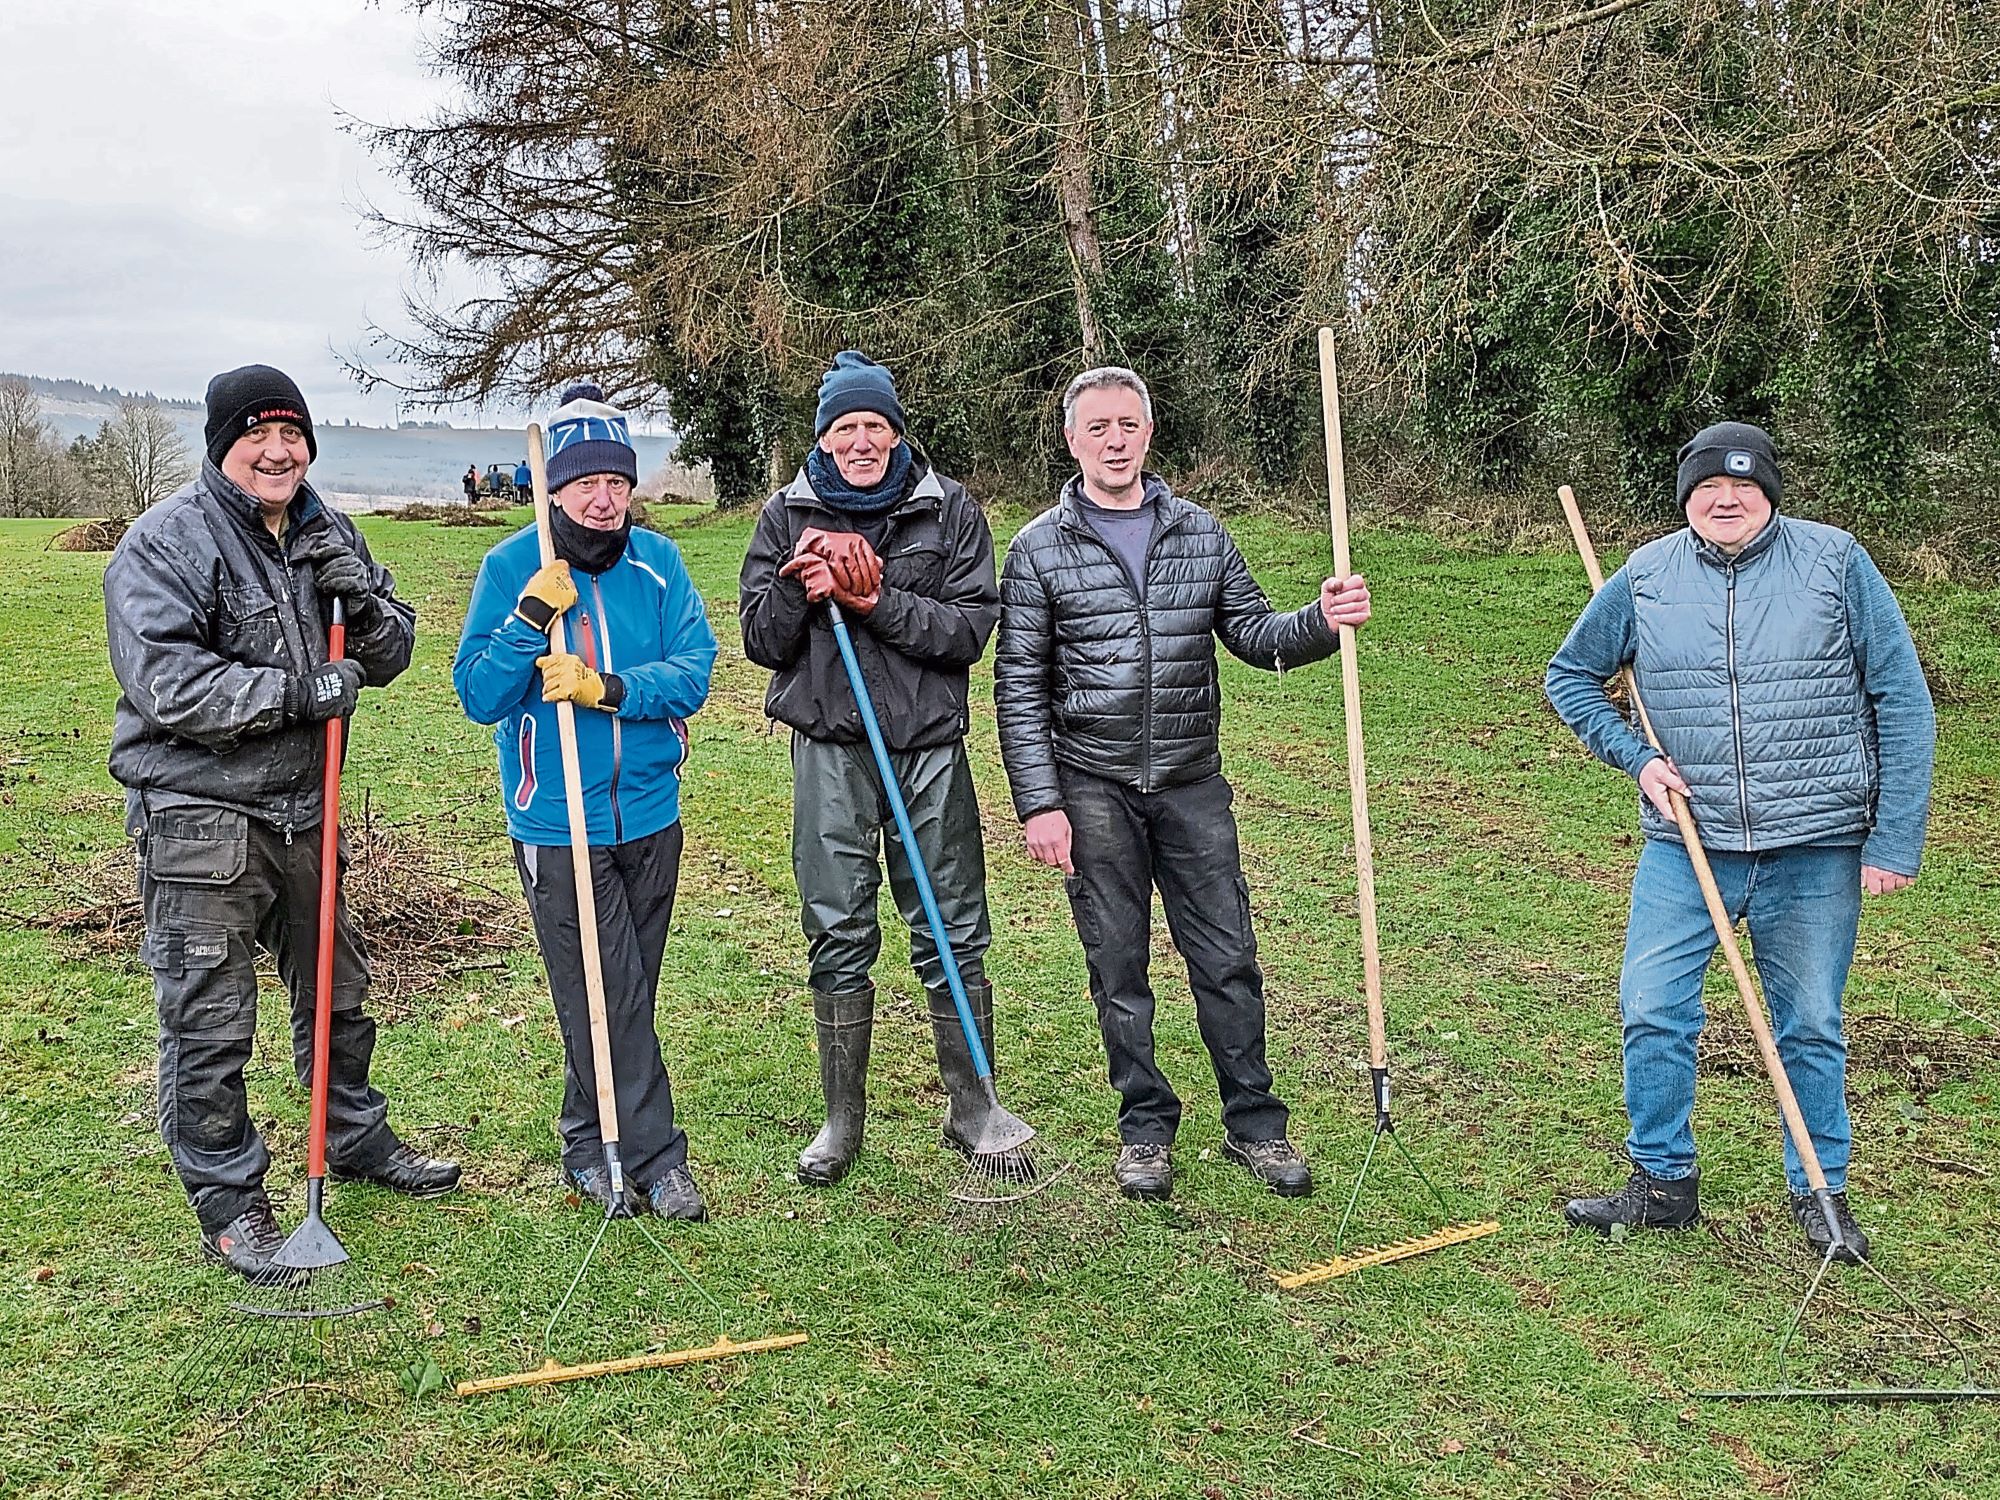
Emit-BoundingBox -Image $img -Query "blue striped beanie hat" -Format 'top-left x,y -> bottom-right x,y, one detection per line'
545,382 -> 639,491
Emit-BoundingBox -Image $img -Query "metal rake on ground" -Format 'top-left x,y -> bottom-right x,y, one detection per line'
1272,329 -> 1501,1291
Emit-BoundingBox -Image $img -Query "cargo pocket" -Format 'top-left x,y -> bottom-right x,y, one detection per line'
1064,873 -> 1102,949
142,925 -> 251,1038
145,807 -> 249,886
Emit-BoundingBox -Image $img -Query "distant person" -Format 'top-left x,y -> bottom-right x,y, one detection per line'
514,458 -> 532,503
454,384 -> 719,1218
102,363 -> 459,1281
463,463 -> 479,506
1547,422 -> 1936,1262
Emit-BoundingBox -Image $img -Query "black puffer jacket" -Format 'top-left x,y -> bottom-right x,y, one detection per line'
739,462 -> 997,751
995,474 -> 1337,819
104,463 -> 416,834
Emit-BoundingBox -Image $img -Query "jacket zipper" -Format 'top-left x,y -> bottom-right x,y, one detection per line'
1725,563 -> 1751,849
589,575 -> 624,844
1062,501 -> 1172,792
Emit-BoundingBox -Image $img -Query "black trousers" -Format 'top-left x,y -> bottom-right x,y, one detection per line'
1059,767 -> 1288,1145
138,803 -> 396,1234
514,823 -> 687,1184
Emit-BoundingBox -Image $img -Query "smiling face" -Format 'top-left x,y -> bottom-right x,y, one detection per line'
220,423 -> 311,513
556,471 -> 632,529
818,410 -> 901,488
1686,475 -> 1773,555
1065,385 -> 1153,506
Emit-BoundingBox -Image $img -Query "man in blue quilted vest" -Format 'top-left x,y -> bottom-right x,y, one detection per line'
456,384 -> 719,1220
1546,422 -> 1936,1262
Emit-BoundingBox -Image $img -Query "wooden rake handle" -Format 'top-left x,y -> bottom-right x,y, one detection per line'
1557,484 -> 1833,1196
529,427 -> 625,1186
1316,329 -> 1388,1082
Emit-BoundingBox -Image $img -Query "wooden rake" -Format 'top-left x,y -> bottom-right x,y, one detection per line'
1273,330 -> 1501,1291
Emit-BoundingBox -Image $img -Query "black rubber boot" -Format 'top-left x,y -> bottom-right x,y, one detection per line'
1563,1165 -> 1701,1233
929,979 -> 996,1155
798,985 -> 874,1187
1791,1189 -> 1870,1264
331,1143 -> 462,1198
200,1199 -> 290,1281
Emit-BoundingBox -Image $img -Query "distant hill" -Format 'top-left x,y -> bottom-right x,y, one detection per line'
6,374 -> 690,501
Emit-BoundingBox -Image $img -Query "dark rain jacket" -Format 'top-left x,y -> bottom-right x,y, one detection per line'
995,473 -> 1338,820
739,462 -> 998,752
103,462 -> 416,835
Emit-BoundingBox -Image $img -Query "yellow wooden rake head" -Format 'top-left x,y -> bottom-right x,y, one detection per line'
1272,1218 -> 1502,1290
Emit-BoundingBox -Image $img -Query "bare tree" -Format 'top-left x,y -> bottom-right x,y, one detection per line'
0,379 -> 85,518
88,402 -> 194,522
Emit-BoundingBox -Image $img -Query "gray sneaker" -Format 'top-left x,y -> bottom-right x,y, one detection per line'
1222,1135 -> 1314,1197
1113,1143 -> 1173,1201
641,1165 -> 709,1222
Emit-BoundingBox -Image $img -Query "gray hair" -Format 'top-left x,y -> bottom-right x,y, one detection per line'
1061,366 -> 1153,430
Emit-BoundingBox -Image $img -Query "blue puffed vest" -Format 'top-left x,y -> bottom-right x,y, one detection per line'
1627,515 -> 1876,851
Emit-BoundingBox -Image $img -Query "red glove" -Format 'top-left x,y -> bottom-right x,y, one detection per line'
795,527 -> 884,597
779,550 -> 838,603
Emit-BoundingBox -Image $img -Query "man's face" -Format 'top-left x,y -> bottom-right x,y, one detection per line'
818,411 -> 901,488
1065,386 -> 1152,495
221,423 -> 311,511
1686,475 -> 1772,554
556,473 -> 632,529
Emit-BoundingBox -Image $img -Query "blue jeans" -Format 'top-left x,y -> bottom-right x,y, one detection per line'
1620,838 -> 1861,1194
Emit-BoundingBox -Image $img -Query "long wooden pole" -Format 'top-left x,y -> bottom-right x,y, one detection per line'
529,427 -> 626,1201
1556,484 -> 1834,1198
1316,329 -> 1389,1102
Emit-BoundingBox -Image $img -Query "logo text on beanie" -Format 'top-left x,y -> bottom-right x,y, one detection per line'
246,407 -> 306,429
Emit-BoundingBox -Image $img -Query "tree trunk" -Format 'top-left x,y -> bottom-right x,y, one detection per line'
1051,0 -> 1105,360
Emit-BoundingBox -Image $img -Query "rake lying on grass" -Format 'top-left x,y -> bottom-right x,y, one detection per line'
1558,481 -> 1999,1404
1273,329 -> 1501,1291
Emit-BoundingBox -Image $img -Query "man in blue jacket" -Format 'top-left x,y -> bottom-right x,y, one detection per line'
1546,422 -> 1936,1262
455,384 -> 718,1219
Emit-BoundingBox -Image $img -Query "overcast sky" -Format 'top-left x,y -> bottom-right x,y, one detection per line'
1,1 -> 523,425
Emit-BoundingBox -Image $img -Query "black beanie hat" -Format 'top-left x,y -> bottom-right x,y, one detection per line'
204,365 -> 317,469
1675,421 -> 1780,510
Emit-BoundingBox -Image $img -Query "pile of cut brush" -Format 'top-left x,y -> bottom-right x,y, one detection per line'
372,503 -> 509,526
47,518 -> 131,552
1,807 -> 528,1007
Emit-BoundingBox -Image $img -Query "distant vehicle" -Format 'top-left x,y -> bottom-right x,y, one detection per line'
483,463 -> 524,503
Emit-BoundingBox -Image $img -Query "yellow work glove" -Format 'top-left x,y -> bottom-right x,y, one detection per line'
514,561 -> 578,632
536,653 -> 623,712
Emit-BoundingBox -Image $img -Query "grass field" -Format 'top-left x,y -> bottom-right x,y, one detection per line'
2,501 -> 1997,1499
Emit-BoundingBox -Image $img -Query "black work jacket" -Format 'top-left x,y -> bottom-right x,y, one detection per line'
738,463 -> 998,751
103,463 -> 416,834
994,474 -> 1337,819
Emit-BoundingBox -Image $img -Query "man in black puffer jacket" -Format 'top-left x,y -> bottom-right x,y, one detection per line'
995,365 -> 1372,1202
105,364 -> 459,1281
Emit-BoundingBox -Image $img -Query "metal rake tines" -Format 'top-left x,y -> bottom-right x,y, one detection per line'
1272,1219 -> 1503,1290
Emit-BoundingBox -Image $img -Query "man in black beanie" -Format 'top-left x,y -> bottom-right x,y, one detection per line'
103,364 -> 459,1281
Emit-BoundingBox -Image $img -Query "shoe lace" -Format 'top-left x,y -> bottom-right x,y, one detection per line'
240,1201 -> 286,1253
1123,1144 -> 1168,1165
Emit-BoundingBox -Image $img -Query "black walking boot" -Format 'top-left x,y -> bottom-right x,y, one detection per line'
798,985 -> 874,1187
1222,1135 -> 1314,1198
331,1143 -> 462,1198
200,1198 -> 291,1282
1563,1165 -> 1700,1234
1791,1189 -> 1870,1265
1113,1143 -> 1174,1201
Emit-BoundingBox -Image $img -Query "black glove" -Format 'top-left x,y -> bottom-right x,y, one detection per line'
293,530 -> 379,625
286,659 -> 366,723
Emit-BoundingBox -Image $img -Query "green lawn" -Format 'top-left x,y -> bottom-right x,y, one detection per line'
1,503 -> 1996,1499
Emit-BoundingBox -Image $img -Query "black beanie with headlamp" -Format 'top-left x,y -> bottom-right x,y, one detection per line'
1675,421 -> 1781,510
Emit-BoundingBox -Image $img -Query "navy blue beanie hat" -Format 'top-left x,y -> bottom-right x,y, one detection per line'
204,364 -> 316,468
814,351 -> 906,437
1676,421 -> 1782,509
545,382 -> 639,491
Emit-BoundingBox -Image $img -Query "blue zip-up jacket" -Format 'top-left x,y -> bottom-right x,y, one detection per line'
454,524 -> 718,847
1545,516 -> 1935,876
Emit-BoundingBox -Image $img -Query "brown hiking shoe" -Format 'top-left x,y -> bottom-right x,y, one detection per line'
1223,1135 -> 1314,1197
1113,1143 -> 1173,1201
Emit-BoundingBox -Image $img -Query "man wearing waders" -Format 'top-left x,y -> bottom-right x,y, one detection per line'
455,384 -> 719,1218
1546,422 -> 1936,1261
994,366 -> 1372,1202
739,352 -> 1018,1186
105,364 -> 459,1281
